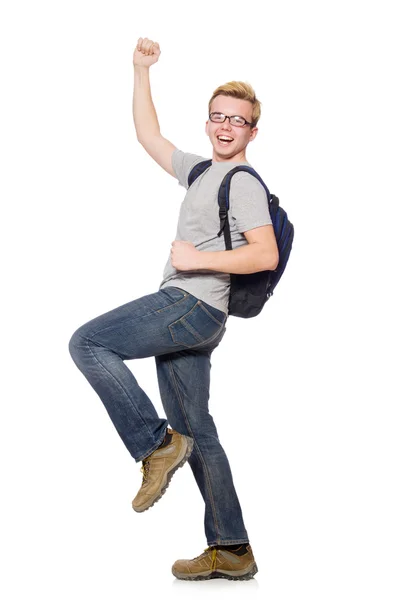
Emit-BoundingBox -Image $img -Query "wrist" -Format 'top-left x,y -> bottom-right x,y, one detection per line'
196,250 -> 209,270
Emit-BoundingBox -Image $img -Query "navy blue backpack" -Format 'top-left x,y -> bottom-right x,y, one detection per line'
188,160 -> 294,318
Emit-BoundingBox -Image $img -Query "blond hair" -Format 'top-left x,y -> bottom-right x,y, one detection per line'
208,81 -> 261,128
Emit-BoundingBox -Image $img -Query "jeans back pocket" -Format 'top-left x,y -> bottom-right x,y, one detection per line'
168,300 -> 224,348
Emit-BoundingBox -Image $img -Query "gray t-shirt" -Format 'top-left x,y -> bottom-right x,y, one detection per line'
158,148 -> 273,316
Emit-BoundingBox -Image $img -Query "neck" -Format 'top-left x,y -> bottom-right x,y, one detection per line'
212,150 -> 248,163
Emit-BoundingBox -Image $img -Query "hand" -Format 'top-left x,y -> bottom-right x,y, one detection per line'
133,37 -> 161,68
171,241 -> 201,271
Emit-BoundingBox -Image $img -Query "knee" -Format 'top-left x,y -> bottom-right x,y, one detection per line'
68,324 -> 90,363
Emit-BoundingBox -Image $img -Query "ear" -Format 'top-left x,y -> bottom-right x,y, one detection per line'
249,127 -> 259,142
205,120 -> 209,136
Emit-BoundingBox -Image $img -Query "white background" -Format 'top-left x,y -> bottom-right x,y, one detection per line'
1,0 -> 396,598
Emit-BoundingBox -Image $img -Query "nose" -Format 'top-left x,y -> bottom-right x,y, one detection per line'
220,117 -> 232,129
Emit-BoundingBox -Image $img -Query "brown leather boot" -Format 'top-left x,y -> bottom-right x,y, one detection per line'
132,428 -> 194,513
172,544 -> 259,580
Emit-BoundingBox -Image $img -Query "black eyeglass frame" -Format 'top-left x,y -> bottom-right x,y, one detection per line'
209,112 -> 253,128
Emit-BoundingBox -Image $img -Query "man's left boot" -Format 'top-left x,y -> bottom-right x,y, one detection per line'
132,428 -> 194,513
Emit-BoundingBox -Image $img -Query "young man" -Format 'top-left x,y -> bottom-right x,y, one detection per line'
69,36 -> 278,581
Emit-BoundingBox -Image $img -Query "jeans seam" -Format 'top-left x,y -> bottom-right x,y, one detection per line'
135,427 -> 169,463
154,292 -> 189,314
208,538 -> 250,546
168,304 -> 225,350
84,336 -> 155,449
168,301 -> 200,331
169,323 -> 202,347
168,302 -> 204,346
89,297 -> 188,341
167,357 -> 221,541
197,302 -> 225,327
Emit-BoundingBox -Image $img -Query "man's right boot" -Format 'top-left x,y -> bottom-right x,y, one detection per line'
171,544 -> 258,580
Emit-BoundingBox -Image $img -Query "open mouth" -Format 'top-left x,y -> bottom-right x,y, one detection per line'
217,136 -> 234,146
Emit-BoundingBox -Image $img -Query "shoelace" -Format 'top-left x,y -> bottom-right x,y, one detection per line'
200,547 -> 217,571
140,459 -> 150,483
140,436 -> 167,484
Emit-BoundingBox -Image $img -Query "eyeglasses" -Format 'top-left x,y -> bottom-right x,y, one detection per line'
209,112 -> 253,127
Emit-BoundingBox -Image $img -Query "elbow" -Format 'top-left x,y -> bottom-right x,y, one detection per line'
255,242 -> 279,272
270,243 -> 280,270
270,252 -> 279,271
264,251 -> 279,271
137,132 -> 161,147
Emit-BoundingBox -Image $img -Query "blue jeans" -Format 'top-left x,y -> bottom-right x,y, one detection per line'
68,286 -> 249,546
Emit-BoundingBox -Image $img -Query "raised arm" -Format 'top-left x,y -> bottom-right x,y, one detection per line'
132,38 -> 177,178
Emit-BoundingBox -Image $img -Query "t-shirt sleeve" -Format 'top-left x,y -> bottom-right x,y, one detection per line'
229,172 -> 273,234
171,148 -> 208,190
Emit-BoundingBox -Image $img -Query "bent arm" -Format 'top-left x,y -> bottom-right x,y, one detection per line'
195,242 -> 278,274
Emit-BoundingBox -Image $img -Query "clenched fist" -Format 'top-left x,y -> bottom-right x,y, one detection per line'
171,240 -> 201,271
133,37 -> 161,68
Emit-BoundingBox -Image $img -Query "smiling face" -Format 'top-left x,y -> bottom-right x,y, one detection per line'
205,94 -> 259,162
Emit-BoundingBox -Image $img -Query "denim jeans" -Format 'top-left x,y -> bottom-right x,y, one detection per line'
68,286 -> 249,546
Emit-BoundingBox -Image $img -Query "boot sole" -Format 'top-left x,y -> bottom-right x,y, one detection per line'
172,562 -> 258,581
132,435 -> 194,513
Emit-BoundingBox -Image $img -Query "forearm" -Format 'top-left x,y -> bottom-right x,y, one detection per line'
133,66 -> 161,141
196,243 -> 277,274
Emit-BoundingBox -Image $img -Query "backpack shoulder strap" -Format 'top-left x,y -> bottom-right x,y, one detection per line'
187,160 -> 212,187
219,165 -> 271,211
217,166 -> 273,250
218,166 -> 294,299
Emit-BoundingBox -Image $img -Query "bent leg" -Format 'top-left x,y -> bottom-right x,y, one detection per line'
69,325 -> 168,462
68,287 -> 227,462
